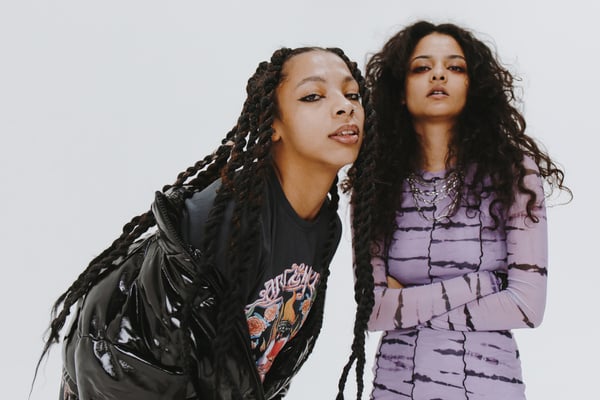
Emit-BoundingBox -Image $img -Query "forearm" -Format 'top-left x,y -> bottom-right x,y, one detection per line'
368,269 -> 502,331
427,267 -> 547,331
428,163 -> 548,331
64,239 -> 197,399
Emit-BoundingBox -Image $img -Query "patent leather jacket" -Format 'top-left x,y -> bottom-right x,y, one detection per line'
61,187 -> 326,400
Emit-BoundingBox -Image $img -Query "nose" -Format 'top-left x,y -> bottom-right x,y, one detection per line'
335,96 -> 355,117
430,65 -> 446,82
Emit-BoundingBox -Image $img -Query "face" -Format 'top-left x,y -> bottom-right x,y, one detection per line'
404,33 -> 469,128
271,50 -> 364,175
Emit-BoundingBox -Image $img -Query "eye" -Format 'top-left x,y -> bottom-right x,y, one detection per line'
448,65 -> 467,73
411,65 -> 431,73
346,93 -> 361,102
299,93 -> 323,102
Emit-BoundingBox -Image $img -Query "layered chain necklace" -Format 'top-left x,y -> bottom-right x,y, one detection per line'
406,169 -> 463,223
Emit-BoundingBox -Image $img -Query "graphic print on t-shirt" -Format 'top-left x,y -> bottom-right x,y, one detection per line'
245,263 -> 320,381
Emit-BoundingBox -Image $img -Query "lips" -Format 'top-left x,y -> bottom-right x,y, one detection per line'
428,87 -> 448,96
329,124 -> 360,144
329,124 -> 359,137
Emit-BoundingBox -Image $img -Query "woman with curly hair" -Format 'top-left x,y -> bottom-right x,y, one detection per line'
337,21 -> 570,399
36,46 -> 373,400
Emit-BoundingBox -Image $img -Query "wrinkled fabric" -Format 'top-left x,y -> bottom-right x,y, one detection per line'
370,158 -> 547,399
61,184 -> 333,400
182,169 -> 340,382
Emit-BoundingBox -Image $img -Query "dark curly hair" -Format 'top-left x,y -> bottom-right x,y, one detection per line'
35,46 -> 375,397
338,20 -> 570,399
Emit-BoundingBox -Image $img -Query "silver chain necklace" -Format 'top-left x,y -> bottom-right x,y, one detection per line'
406,169 -> 463,223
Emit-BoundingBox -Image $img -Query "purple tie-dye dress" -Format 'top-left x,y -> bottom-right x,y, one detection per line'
369,157 -> 547,400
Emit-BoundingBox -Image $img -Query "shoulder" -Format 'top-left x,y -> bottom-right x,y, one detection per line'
521,154 -> 541,176
153,182 -> 225,247
510,155 -> 546,215
519,155 -> 543,193
180,179 -> 227,249
183,179 -> 223,216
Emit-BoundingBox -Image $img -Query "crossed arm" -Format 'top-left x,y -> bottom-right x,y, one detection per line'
367,163 -> 547,332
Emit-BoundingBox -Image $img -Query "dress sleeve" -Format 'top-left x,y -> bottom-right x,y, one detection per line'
428,160 -> 548,331
368,254 -> 502,331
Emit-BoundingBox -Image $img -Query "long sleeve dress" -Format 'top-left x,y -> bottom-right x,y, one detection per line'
369,157 -> 547,400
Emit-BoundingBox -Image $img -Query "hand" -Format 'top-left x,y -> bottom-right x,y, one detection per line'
386,275 -> 404,289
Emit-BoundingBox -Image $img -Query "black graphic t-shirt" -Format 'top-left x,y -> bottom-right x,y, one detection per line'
182,167 -> 341,381
245,262 -> 320,380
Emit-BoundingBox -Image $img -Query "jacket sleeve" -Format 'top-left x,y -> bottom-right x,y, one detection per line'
63,237 -> 194,400
59,369 -> 80,400
427,160 -> 548,331
368,255 -> 502,331
63,190 -> 257,400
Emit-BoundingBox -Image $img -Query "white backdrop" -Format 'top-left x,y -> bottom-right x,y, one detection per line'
1,1 -> 596,398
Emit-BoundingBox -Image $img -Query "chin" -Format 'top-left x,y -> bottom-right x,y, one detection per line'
319,147 -> 361,171
332,155 -> 360,170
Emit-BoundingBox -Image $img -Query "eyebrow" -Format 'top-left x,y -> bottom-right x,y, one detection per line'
295,75 -> 355,89
410,54 -> 466,63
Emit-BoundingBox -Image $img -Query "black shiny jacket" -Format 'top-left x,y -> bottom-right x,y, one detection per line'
61,188 -> 326,399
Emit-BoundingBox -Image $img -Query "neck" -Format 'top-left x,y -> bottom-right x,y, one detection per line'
413,121 -> 454,172
271,163 -> 336,221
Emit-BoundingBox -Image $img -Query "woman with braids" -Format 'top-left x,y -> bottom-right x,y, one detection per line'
38,46 -> 371,399
337,21 -> 570,399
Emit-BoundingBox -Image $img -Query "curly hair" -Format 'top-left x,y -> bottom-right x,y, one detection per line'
36,46 -> 374,397
338,20 -> 570,399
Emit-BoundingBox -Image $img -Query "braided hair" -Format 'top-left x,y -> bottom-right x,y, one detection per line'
336,99 -> 378,400
337,20 -> 571,399
36,46 -> 373,396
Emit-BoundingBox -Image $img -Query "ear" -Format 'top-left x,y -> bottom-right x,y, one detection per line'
271,120 -> 282,142
271,130 -> 281,142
